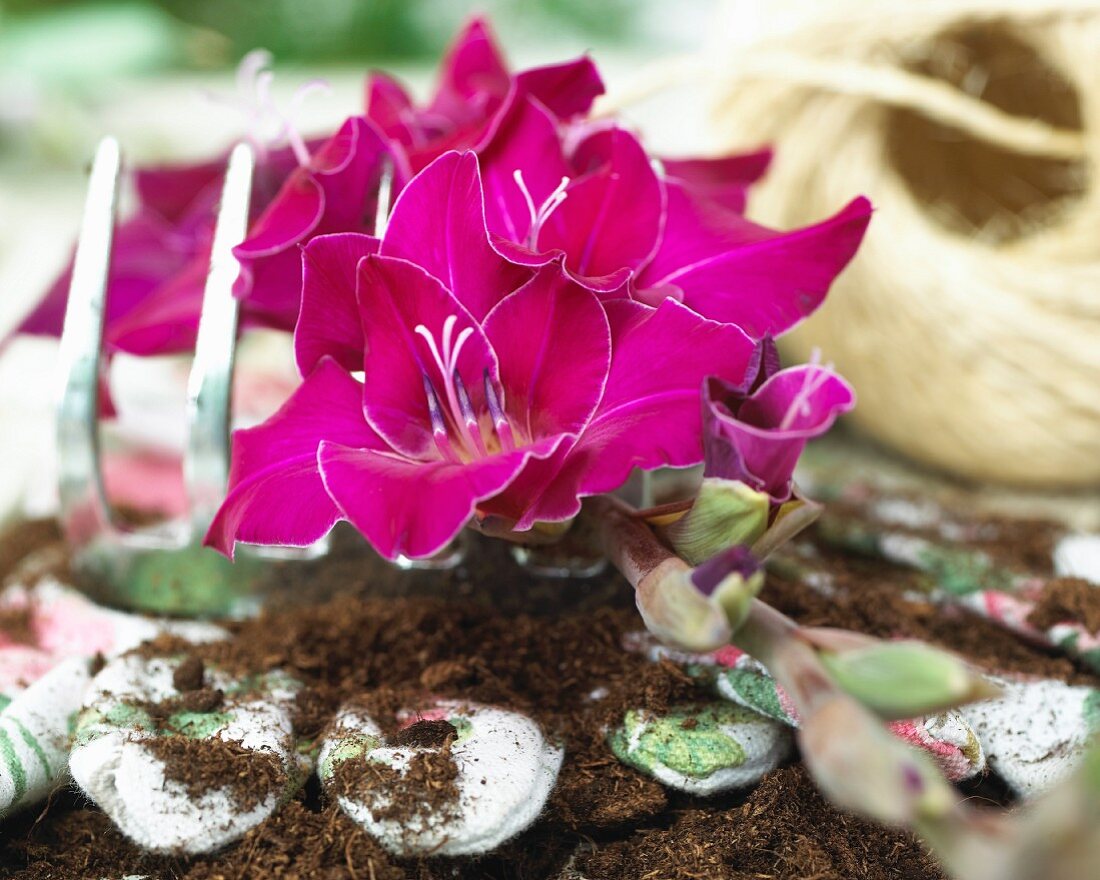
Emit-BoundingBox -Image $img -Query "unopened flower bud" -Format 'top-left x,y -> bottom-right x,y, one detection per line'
635,548 -> 764,653
800,696 -> 957,826
818,640 -> 1000,720
660,479 -> 769,565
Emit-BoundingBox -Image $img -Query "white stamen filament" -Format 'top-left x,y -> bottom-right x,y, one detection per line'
513,170 -> 571,248
415,317 -> 523,461
208,49 -> 329,167
415,318 -> 479,454
777,349 -> 835,431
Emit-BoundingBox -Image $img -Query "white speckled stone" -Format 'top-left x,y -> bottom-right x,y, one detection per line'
320,701 -> 563,856
70,652 -> 306,855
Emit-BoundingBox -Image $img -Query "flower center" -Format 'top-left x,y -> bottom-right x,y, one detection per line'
513,170 -> 570,249
415,315 -> 516,462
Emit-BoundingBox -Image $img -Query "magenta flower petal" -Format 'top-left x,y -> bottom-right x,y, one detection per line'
705,364 -> 856,503
380,151 -> 529,320
356,254 -> 498,458
295,233 -> 380,376
538,127 -> 664,289
482,264 -> 610,438
106,258 -> 209,355
133,158 -> 225,224
318,436 -> 562,560
661,147 -> 772,214
514,55 -> 604,119
11,211 -> 195,345
364,71 -> 417,144
204,358 -> 385,556
429,17 -> 511,119
233,117 -> 389,330
233,174 -> 324,259
510,298 -> 756,528
638,182 -> 872,337
479,96 -> 572,246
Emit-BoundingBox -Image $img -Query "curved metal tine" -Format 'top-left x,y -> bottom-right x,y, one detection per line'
55,137 -> 125,551
374,154 -> 394,236
184,142 -> 253,539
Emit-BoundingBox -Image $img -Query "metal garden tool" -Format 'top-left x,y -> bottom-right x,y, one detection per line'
55,138 -> 323,617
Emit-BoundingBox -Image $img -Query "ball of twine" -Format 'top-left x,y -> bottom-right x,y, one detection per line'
611,0 -> 1100,486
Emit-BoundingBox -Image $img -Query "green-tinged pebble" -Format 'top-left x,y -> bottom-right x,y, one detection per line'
609,705 -> 750,779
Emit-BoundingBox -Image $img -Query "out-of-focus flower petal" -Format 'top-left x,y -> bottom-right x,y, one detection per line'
514,56 -> 604,119
105,257 -> 209,355
234,117 -> 389,330
430,16 -> 511,119
661,148 -> 772,214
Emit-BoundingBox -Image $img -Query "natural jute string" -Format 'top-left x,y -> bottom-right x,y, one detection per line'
600,0 -> 1100,486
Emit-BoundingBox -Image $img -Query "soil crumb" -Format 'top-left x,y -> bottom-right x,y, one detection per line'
392,718 -> 457,750
172,654 -> 206,692
0,519 -> 61,585
0,604 -> 35,646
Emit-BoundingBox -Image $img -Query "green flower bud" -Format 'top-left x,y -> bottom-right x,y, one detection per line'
661,479 -> 769,566
820,640 -> 999,720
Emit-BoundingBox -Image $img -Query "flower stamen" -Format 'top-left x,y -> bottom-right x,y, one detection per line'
423,373 -> 460,462
513,170 -> 570,249
777,350 -> 834,431
453,371 -> 488,458
484,369 -> 515,453
207,48 -> 330,167
415,317 -> 486,458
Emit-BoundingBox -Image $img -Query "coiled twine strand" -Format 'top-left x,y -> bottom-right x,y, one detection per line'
603,0 -> 1100,486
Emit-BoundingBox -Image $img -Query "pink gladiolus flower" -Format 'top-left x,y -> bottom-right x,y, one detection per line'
703,340 -> 856,505
206,151 -> 755,560
365,17 -> 604,176
475,96 -> 872,336
660,148 -> 773,214
10,15 -> 868,366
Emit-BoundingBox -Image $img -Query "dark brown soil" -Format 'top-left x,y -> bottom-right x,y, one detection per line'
578,765 -> 945,880
1028,577 -> 1100,634
142,686 -> 227,729
769,545 -> 1100,686
143,735 -> 287,813
826,494 -> 1062,575
391,718 -> 457,750
0,519 -> 61,585
0,497 -> 1088,879
331,747 -> 460,828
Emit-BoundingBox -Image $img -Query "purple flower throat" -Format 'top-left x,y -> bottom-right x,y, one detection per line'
416,315 -> 515,462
